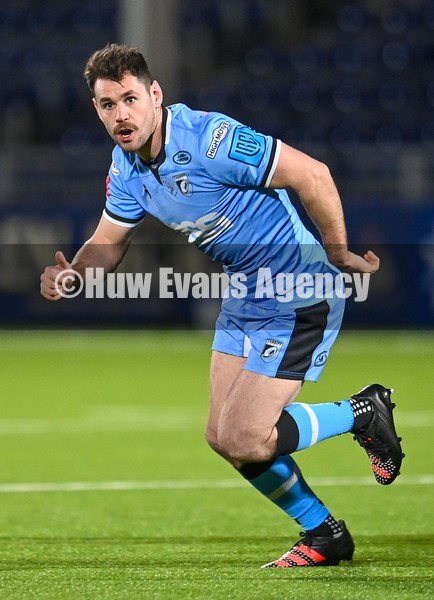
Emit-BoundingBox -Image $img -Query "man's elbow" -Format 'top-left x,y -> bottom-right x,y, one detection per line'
313,160 -> 333,187
299,160 -> 334,200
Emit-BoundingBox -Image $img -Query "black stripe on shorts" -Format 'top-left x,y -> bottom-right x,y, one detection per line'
275,300 -> 330,380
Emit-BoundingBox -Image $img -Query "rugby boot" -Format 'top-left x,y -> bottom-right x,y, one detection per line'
261,520 -> 354,568
351,384 -> 404,485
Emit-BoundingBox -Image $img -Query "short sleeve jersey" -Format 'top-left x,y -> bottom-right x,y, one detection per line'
104,104 -> 334,297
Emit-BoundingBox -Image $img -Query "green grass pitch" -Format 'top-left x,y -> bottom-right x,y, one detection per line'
0,329 -> 433,599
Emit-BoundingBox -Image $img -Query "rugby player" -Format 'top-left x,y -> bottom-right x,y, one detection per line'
40,44 -> 404,568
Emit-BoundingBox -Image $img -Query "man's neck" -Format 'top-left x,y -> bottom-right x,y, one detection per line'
137,106 -> 164,162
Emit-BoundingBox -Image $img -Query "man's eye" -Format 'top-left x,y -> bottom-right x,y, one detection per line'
126,97 -> 136,104
103,103 -> 114,110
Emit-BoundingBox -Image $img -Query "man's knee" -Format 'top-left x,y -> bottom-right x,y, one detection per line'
205,426 -> 225,456
217,426 -> 275,463
206,423 -> 274,462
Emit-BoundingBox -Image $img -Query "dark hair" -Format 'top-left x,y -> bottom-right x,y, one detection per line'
83,43 -> 153,93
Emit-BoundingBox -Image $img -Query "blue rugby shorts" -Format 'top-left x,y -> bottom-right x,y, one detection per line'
212,296 -> 345,382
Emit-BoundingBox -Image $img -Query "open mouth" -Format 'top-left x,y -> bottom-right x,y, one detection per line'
117,128 -> 134,143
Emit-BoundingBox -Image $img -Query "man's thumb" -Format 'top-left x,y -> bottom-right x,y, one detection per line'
55,251 -> 70,270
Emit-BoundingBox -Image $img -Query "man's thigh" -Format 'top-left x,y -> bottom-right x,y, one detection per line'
216,367 -> 302,462
207,351 -> 246,445
208,297 -> 343,461
208,350 -> 302,463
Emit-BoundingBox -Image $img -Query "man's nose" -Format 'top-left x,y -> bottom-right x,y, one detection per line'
115,103 -> 129,121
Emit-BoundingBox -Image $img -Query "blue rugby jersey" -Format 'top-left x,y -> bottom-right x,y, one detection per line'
104,103 -> 338,300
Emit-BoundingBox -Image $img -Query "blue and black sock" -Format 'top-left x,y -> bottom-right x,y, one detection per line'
275,400 -> 355,455
240,455 -> 330,532
239,397 -> 370,536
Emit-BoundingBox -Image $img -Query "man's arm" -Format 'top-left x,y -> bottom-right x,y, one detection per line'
270,143 -> 379,273
40,216 -> 136,301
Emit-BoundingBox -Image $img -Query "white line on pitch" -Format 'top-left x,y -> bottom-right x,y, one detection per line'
0,475 -> 432,494
0,409 -> 431,435
0,331 -> 432,354
0,418 -> 201,435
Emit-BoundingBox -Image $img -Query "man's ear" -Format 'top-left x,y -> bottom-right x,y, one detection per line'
150,81 -> 163,108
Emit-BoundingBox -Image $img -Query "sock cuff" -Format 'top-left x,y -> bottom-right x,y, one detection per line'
239,459 -> 275,481
275,410 -> 300,456
308,514 -> 343,537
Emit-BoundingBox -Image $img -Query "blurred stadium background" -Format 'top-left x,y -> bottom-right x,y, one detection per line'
0,0 -> 433,328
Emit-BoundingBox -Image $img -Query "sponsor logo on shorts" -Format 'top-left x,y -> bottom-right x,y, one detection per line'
261,339 -> 284,363
206,121 -> 231,159
173,150 -> 192,165
314,351 -> 328,367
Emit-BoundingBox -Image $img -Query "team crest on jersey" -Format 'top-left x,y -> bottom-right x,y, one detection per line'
206,121 -> 231,159
174,174 -> 192,196
173,150 -> 192,165
261,339 -> 284,363
229,127 -> 266,167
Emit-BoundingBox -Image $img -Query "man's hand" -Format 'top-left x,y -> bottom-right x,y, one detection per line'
40,251 -> 73,301
326,248 -> 380,274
